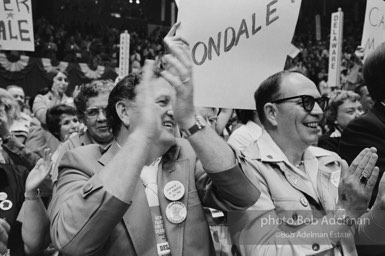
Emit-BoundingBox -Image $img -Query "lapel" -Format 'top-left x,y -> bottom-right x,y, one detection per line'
157,144 -> 187,256
98,141 -> 156,256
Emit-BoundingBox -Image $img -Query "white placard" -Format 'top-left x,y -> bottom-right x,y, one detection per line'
0,0 -> 34,51
177,0 -> 301,109
119,31 -> 130,78
328,9 -> 343,88
361,0 -> 385,59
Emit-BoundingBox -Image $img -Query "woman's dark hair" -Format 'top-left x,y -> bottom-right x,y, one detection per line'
46,69 -> 69,91
363,41 -> 385,102
106,73 -> 142,137
46,104 -> 77,141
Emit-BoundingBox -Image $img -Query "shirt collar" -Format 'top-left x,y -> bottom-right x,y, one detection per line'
242,131 -> 333,164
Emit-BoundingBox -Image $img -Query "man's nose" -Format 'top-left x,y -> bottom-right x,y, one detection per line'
166,109 -> 173,117
311,102 -> 324,115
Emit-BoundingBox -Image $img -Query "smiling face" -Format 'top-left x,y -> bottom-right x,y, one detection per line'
151,77 -> 177,148
52,72 -> 69,95
335,99 -> 363,129
59,114 -> 80,141
274,73 -> 324,148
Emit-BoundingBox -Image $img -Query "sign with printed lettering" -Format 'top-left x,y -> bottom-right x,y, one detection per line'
328,9 -> 343,88
0,0 -> 34,51
177,0 -> 302,109
361,0 -> 385,59
119,31 -> 130,78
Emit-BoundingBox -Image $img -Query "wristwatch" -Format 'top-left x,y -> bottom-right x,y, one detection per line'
181,115 -> 206,138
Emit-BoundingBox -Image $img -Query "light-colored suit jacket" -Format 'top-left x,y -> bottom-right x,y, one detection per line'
49,138 -> 260,256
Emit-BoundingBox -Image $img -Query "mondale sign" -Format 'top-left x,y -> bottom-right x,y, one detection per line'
177,0 -> 301,109
0,0 -> 34,51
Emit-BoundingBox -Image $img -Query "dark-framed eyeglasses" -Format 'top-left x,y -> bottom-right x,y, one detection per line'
84,106 -> 107,118
270,95 -> 329,112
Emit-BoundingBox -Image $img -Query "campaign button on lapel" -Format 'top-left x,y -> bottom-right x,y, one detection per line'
300,197 -> 308,207
0,200 -> 12,211
0,192 -> 7,201
166,202 -> 187,224
163,181 -> 185,201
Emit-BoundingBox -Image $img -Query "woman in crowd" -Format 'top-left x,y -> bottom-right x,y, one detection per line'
33,70 -> 73,126
0,90 -> 51,255
318,89 -> 363,152
46,103 -> 80,177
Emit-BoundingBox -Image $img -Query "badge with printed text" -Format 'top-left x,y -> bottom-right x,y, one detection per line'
0,192 -> 7,201
166,201 -> 187,224
164,181 -> 185,201
300,197 -> 308,207
0,200 -> 12,211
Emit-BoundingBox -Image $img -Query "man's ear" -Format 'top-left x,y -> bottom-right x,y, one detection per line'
264,103 -> 278,127
115,101 -> 131,126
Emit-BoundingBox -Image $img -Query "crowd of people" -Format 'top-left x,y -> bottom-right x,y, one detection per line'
1,13 -> 385,256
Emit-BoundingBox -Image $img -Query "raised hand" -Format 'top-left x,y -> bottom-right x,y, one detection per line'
129,60 -> 163,141
25,149 -> 53,194
338,147 -> 379,218
161,35 -> 195,130
0,218 -> 10,254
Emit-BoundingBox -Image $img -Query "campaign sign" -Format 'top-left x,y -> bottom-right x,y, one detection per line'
177,0 -> 301,109
361,0 -> 385,59
0,0 -> 34,51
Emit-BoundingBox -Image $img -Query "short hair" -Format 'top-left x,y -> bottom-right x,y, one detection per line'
363,42 -> 385,101
46,69 -> 69,90
324,90 -> 360,129
74,79 -> 115,120
6,85 -> 24,92
235,110 -> 255,125
106,73 -> 142,138
46,104 -> 77,141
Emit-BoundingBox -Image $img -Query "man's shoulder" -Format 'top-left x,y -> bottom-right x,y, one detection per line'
346,111 -> 382,130
60,144 -> 103,170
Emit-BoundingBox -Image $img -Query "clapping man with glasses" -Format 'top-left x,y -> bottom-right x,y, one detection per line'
229,70 -> 385,256
50,79 -> 114,184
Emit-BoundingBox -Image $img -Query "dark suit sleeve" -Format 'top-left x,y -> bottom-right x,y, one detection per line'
339,116 -> 385,207
48,148 -> 130,256
195,150 -> 261,211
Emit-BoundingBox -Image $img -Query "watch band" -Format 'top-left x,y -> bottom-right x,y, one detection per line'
182,116 -> 206,138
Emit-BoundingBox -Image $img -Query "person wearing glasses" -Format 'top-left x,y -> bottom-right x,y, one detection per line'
318,90 -> 363,153
229,70 -> 385,256
48,34 -> 260,256
33,69 -> 73,126
50,79 -> 114,184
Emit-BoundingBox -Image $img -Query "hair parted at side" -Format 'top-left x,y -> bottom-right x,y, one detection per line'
106,73 -> 142,138
46,104 -> 77,141
363,42 -> 385,102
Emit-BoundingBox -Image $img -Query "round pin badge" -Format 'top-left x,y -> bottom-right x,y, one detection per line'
0,192 -> 7,201
300,197 -> 308,207
166,201 -> 187,224
0,200 -> 12,211
163,181 -> 185,201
